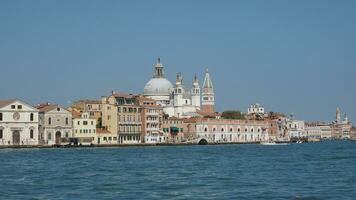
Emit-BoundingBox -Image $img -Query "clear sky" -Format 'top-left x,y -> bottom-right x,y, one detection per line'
0,0 -> 355,123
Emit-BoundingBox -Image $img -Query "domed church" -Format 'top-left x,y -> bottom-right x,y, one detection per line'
144,58 -> 215,118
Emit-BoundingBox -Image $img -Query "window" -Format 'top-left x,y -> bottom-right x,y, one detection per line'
77,121 -> 80,125
0,129 -> 3,139
30,129 -> 34,139
221,128 -> 224,132
230,128 -> 233,132
204,128 -> 208,132
18,105 -> 22,109
30,113 -> 34,121
65,118 -> 69,125
48,133 -> 52,140
11,105 -> 15,109
83,121 -> 88,125
57,108 -> 60,111
65,132 -> 69,137
91,121 -> 93,125
0,113 -> 2,121
48,117 -> 52,125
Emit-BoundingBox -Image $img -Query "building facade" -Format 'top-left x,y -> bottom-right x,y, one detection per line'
0,100 -> 39,146
69,100 -> 102,127
191,118 -> 270,144
102,92 -> 142,144
72,111 -> 97,145
37,103 -> 72,145
136,96 -> 165,143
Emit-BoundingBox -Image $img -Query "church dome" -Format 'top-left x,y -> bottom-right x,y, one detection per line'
143,58 -> 174,97
144,78 -> 173,96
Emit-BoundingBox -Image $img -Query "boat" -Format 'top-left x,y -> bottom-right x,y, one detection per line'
260,141 -> 289,145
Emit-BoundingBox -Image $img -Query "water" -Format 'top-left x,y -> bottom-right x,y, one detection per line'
0,141 -> 355,200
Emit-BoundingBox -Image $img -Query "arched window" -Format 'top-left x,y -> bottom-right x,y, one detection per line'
213,128 -> 216,132
230,128 -> 233,132
0,113 -> 2,121
204,128 -> 207,132
48,117 -> 52,125
221,128 -> 224,132
238,128 -> 240,132
245,128 -> 247,132
30,129 -> 34,139
251,128 -> 254,132
30,113 -> 34,121
258,129 -> 260,132
65,118 -> 69,125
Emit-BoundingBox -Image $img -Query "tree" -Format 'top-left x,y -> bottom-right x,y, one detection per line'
221,110 -> 245,120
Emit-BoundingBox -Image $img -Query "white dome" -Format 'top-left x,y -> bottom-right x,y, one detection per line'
144,78 -> 174,96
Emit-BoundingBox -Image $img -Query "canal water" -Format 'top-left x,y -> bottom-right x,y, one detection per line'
0,141 -> 355,199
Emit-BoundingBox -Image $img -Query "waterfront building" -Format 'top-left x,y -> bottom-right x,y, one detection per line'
69,100 -> 102,126
101,92 -> 142,144
188,118 -> 270,144
305,123 -> 322,141
143,58 -> 214,118
96,128 -> 117,145
72,111 -> 97,145
0,99 -> 39,146
351,127 -> 356,140
331,107 -> 352,139
162,117 -> 187,143
37,103 -> 72,145
136,96 -> 165,143
286,118 -> 305,139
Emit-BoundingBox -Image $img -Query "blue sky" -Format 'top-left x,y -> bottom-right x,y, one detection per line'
0,0 -> 355,123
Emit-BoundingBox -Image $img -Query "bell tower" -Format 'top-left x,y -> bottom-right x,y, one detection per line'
191,74 -> 201,108
202,69 -> 215,113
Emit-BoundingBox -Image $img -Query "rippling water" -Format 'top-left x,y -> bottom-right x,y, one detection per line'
0,141 -> 355,199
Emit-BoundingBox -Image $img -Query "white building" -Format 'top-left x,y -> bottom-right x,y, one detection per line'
305,125 -> 322,141
144,58 -> 215,118
248,103 -> 265,115
286,119 -> 305,138
194,118 -> 270,144
72,111 -> 97,145
37,103 -> 72,145
0,99 -> 39,146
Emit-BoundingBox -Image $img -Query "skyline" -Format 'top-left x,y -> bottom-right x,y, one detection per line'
0,0 -> 355,123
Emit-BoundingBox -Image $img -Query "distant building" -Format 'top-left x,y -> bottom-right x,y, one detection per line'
72,111 -> 97,145
331,107 -> 352,139
286,118 -> 305,139
162,117 -> 187,143
96,128 -> 116,145
189,118 -> 270,144
69,100 -> 102,126
305,122 -> 322,141
136,96 -> 165,143
101,92 -> 142,144
0,99 -> 39,146
37,103 -> 72,145
248,103 -> 265,115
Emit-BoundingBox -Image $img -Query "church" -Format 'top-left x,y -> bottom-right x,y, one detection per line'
143,58 -> 215,118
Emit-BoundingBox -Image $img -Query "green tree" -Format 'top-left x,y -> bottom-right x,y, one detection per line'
221,110 -> 245,120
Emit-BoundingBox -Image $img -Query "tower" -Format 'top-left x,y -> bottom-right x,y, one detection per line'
191,74 -> 201,108
174,73 -> 184,107
202,69 -> 215,113
336,107 -> 341,124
